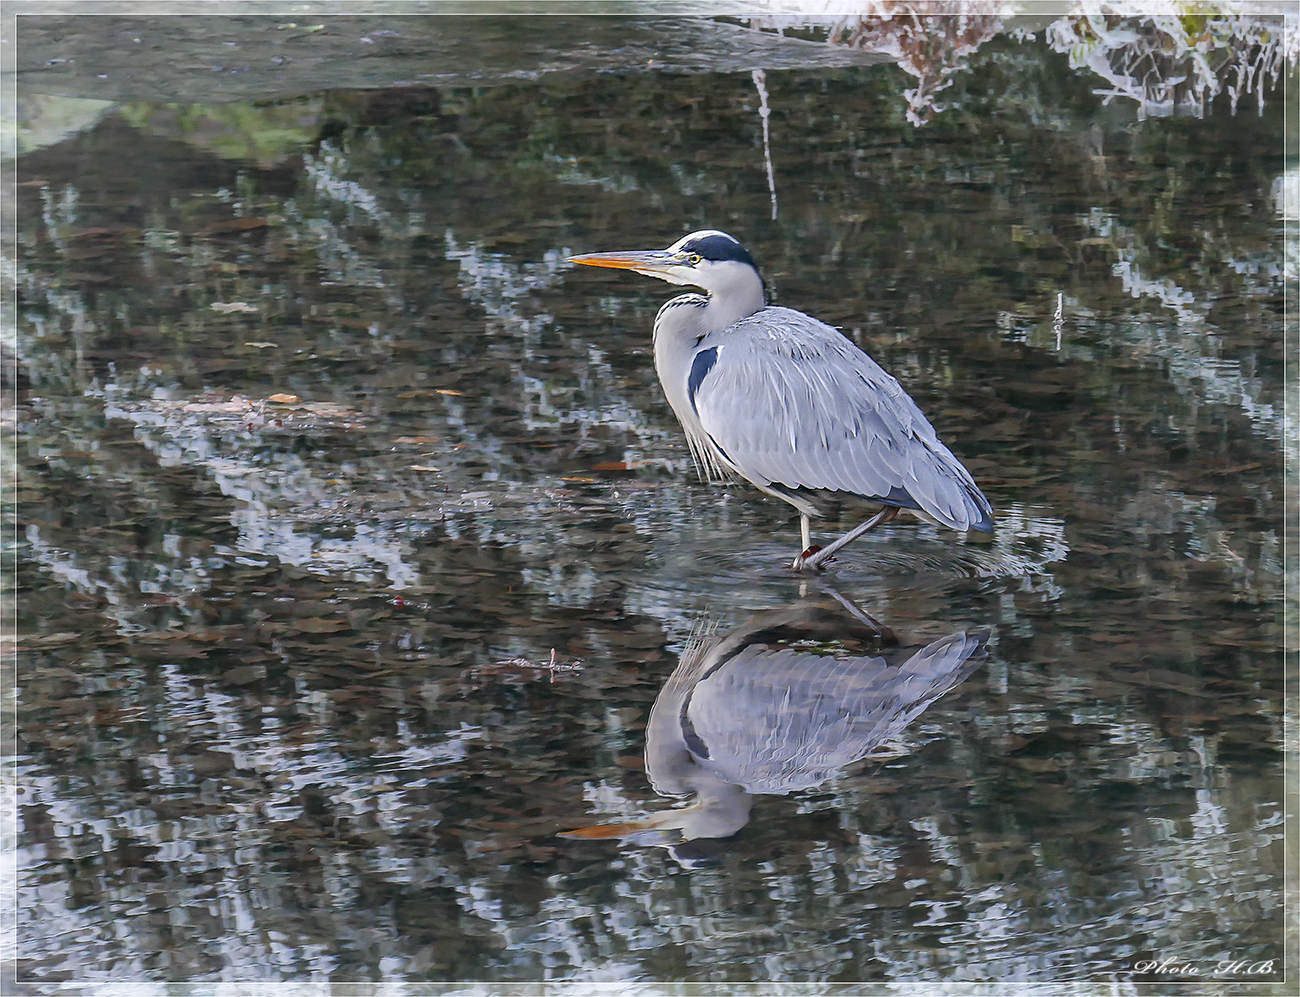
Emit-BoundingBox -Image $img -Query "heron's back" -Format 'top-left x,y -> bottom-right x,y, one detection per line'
679,631 -> 986,795
685,306 -> 993,532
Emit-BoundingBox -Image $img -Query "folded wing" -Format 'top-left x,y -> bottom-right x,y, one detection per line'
690,307 -> 993,532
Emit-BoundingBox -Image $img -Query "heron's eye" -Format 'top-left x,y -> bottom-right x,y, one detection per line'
687,253 -> 702,265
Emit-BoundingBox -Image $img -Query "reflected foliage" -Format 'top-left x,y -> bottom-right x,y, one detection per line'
749,3 -> 1296,125
1046,6 -> 1295,119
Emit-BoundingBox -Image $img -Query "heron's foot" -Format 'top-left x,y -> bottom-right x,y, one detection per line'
791,545 -> 830,573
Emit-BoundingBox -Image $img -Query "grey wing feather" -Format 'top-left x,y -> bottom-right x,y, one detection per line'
690,307 -> 993,531
683,631 -> 986,795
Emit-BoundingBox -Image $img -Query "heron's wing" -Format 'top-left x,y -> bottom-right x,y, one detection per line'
690,307 -> 992,531
682,631 -> 985,795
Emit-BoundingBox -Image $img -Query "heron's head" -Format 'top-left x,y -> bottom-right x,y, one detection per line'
570,230 -> 766,302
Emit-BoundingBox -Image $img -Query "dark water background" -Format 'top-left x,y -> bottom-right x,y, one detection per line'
9,12 -> 1292,992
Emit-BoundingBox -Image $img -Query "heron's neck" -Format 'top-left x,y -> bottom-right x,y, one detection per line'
698,274 -> 765,333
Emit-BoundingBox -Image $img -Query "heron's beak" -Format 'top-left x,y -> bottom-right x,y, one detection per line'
568,250 -> 679,279
556,820 -> 660,839
557,806 -> 692,840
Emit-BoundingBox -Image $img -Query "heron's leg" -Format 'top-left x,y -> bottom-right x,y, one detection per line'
792,506 -> 899,572
800,514 -> 812,555
809,577 -> 899,645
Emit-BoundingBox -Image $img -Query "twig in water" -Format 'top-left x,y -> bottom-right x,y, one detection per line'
752,69 -> 778,220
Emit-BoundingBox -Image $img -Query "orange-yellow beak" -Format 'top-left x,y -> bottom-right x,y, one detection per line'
568,250 -> 679,278
556,820 -> 661,840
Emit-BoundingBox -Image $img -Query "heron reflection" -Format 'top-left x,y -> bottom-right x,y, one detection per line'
561,597 -> 986,848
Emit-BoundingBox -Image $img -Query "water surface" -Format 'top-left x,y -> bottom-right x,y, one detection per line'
10,13 -> 1290,992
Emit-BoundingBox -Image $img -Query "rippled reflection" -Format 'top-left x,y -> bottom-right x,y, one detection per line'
562,596 -> 986,858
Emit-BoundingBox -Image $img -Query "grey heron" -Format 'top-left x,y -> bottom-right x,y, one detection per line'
569,230 -> 994,571
559,598 -> 987,845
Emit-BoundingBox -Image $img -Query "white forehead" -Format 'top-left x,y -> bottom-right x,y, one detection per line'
666,229 -> 741,253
